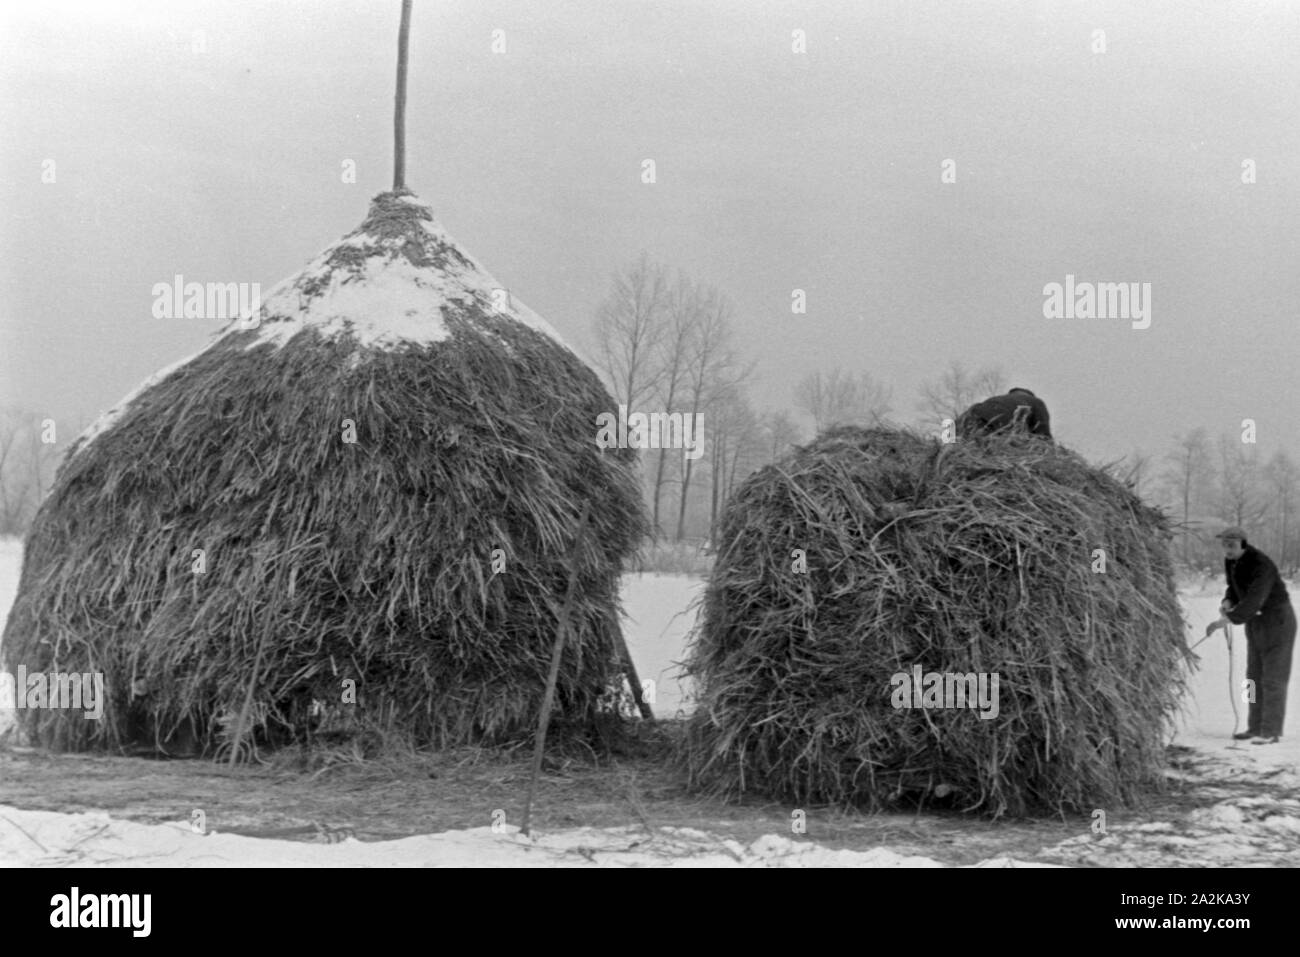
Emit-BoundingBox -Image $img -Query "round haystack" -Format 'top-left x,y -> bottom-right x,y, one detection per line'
681,426 -> 1189,817
4,190 -> 646,754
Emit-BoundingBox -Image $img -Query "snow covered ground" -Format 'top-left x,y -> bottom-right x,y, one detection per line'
1,536 -> 1296,866
0,809 -> 1060,868
617,572 -> 706,719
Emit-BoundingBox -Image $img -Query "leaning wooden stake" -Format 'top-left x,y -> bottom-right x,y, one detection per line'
393,0 -> 413,190
521,501 -> 591,837
614,620 -> 654,722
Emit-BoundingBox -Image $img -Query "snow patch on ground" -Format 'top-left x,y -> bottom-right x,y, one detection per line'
1042,758 -> 1300,867
0,808 -> 1057,868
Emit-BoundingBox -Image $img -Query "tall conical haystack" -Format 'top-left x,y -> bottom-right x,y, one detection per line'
3,190 -> 647,754
681,426 -> 1189,818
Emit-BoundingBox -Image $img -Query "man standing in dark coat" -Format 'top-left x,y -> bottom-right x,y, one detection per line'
957,387 -> 1052,440
1205,526 -> 1296,743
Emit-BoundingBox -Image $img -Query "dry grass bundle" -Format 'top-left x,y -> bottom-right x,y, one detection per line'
4,192 -> 647,755
681,426 -> 1189,817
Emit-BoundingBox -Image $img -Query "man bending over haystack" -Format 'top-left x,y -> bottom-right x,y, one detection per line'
957,387 -> 1053,440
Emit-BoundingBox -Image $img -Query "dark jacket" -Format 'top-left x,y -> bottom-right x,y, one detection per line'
958,391 -> 1052,439
1223,544 -> 1292,626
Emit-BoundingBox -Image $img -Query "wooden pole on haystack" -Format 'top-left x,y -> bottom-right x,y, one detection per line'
393,0 -> 413,190
521,501 -> 591,837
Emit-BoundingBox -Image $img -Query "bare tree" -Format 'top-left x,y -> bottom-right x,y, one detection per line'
726,404 -> 764,496
1161,428 -> 1212,566
914,361 -> 1005,431
0,408 -> 22,533
1216,433 -> 1268,529
646,270 -> 704,538
760,408 -> 803,464
28,418 -> 48,504
1118,449 -> 1153,499
674,288 -> 752,542
1264,449 -> 1299,573
794,368 -> 892,433
0,407 -> 62,535
591,253 -> 670,412
708,389 -> 763,539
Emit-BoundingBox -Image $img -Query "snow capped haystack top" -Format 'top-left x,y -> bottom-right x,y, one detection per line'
72,191 -> 570,455
248,189 -> 566,350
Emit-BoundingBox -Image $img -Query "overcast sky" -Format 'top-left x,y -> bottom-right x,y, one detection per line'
2,0 -> 1297,466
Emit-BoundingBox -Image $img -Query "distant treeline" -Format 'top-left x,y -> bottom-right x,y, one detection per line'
589,256 -> 1298,573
